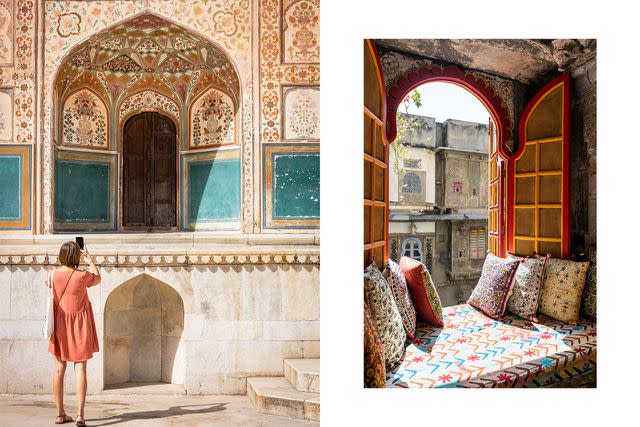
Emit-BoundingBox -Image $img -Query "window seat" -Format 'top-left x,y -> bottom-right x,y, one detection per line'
386,304 -> 596,388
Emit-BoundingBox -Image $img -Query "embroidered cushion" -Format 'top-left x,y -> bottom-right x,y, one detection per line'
364,263 -> 406,370
383,259 -> 417,340
581,254 -> 596,320
399,256 -> 444,327
364,300 -> 386,388
506,254 -> 547,321
467,253 -> 520,319
537,258 -> 589,324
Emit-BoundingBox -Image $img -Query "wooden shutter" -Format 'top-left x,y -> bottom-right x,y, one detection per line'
470,226 -> 486,259
487,118 -> 504,256
364,40 -> 388,269
508,74 -> 571,258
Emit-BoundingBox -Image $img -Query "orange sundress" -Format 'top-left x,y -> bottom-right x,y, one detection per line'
47,268 -> 100,362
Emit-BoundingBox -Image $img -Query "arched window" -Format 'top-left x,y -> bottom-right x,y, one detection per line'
402,238 -> 422,262
402,173 -> 422,194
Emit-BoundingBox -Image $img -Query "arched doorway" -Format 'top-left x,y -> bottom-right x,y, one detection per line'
122,112 -> 177,231
104,274 -> 185,390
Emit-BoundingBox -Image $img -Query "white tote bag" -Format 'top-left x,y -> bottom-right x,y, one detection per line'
43,269 -> 55,338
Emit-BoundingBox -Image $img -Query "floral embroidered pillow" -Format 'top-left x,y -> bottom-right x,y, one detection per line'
467,253 -> 520,319
537,258 -> 589,324
399,256 -> 444,327
364,263 -> 406,370
383,259 -> 417,340
581,254 -> 596,320
506,254 -> 547,321
364,300 -> 386,388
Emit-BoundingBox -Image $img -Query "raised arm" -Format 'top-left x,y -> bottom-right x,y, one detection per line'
82,246 -> 101,286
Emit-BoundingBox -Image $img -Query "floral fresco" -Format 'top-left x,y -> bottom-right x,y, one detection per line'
0,90 -> 11,141
62,89 -> 108,148
0,0 -> 12,65
190,88 -> 235,147
282,0 -> 320,64
283,86 -> 319,140
119,90 -> 180,124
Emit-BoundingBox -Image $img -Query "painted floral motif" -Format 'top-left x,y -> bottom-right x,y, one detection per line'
284,87 -> 319,140
383,259 -> 417,340
102,54 -> 141,73
212,11 -> 238,37
62,89 -> 108,148
364,262 -> 406,371
364,300 -> 386,388
0,0 -> 12,64
135,39 -> 162,55
158,54 -> 195,73
506,254 -> 547,321
467,253 -> 520,319
538,258 -> 589,324
581,254 -> 596,320
119,90 -> 180,123
56,12 -> 81,38
190,88 -> 234,146
283,0 -> 319,63
0,90 -> 11,141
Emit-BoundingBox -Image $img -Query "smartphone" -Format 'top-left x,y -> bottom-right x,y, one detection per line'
75,236 -> 84,250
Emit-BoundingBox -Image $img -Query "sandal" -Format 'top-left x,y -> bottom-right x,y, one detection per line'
75,416 -> 86,427
54,414 -> 73,424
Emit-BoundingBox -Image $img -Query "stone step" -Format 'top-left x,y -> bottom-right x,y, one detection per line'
284,358 -> 320,393
247,377 -> 319,422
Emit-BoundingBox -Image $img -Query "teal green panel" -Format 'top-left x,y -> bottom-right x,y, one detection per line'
55,160 -> 110,222
273,154 -> 320,218
0,156 -> 21,220
188,160 -> 240,222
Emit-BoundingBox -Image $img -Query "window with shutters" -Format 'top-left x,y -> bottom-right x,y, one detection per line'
402,238 -> 422,262
469,226 -> 486,259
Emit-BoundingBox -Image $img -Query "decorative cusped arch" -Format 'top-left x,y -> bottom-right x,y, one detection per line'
384,63 -> 514,160
119,89 -> 180,127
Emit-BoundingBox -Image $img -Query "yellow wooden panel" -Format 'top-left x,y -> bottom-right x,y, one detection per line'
515,176 -> 536,205
364,205 -> 371,244
364,41 -> 382,118
539,140 -> 563,171
364,160 -> 372,200
538,241 -> 561,258
539,174 -> 562,204
364,115 -> 373,155
515,208 -> 535,236
373,165 -> 385,202
515,147 -> 536,173
526,85 -> 563,140
539,208 -> 561,238
373,206 -> 385,242
515,239 -> 535,256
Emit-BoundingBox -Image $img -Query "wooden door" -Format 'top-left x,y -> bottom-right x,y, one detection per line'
123,112 -> 177,230
507,74 -> 571,258
363,40 -> 388,269
487,118 -> 505,256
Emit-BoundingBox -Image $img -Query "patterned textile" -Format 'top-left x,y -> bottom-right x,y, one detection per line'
538,258 -> 589,324
399,256 -> 444,327
364,300 -> 386,388
386,304 -> 597,388
506,254 -> 547,321
467,253 -> 520,319
364,263 -> 406,370
383,259 -> 417,340
581,254 -> 597,320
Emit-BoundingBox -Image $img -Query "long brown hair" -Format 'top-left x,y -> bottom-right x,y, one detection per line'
58,241 -> 81,268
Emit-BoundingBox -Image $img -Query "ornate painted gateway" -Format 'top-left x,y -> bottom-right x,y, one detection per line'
0,1 -> 320,410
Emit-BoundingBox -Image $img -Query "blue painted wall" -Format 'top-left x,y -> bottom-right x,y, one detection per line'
55,159 -> 110,222
188,159 -> 240,222
0,155 -> 21,220
273,153 -> 320,219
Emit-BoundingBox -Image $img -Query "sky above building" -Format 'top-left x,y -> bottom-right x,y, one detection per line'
405,82 -> 491,124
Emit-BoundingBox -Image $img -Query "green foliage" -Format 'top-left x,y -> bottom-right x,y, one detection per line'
391,89 -> 422,174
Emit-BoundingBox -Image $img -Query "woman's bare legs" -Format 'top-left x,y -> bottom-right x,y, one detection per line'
74,361 -> 87,422
53,356 -> 67,418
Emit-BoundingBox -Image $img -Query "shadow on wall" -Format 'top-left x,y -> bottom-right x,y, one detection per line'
104,274 -> 185,387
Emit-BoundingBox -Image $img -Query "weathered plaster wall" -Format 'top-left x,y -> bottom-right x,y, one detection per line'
442,119 -> 489,152
441,150 -> 488,211
389,144 -> 436,206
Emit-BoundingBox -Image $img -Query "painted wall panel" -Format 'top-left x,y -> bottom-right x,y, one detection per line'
188,159 -> 240,222
0,156 -> 21,219
55,160 -> 110,222
273,154 -> 319,218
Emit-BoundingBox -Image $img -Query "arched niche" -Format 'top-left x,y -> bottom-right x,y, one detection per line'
48,12 -> 245,232
104,274 -> 185,388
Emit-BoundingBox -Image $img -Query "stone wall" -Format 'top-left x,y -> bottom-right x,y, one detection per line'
441,119 -> 489,152
0,235 -> 319,395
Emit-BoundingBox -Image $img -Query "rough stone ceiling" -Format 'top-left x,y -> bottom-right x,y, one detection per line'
374,39 -> 596,85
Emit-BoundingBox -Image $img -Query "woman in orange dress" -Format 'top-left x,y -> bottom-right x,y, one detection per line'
46,241 -> 101,426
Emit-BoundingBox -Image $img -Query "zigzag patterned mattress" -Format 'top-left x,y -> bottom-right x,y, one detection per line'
387,304 -> 596,388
